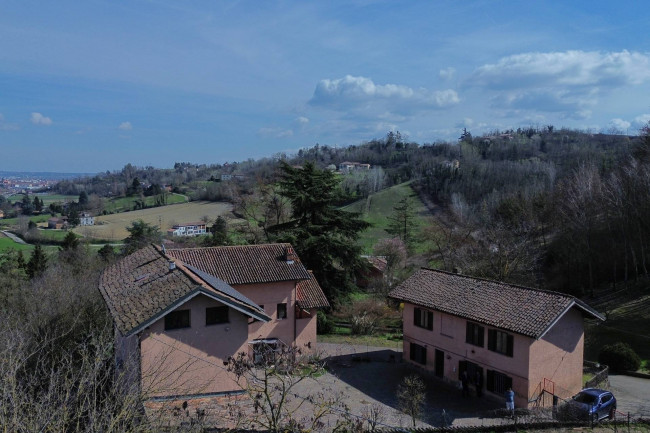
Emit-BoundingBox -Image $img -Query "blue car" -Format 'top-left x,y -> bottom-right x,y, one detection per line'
558,388 -> 617,422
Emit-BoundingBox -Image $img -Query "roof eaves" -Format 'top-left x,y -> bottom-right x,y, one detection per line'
124,285 -> 271,337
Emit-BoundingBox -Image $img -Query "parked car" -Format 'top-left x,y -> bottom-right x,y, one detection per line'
557,388 -> 616,422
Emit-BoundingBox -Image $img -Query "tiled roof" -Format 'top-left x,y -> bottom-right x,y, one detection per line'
166,244 -> 312,285
388,268 -> 604,339
296,271 -> 330,309
99,245 -> 269,336
365,256 -> 388,273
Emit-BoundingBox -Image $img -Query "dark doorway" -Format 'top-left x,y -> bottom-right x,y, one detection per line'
435,349 -> 444,378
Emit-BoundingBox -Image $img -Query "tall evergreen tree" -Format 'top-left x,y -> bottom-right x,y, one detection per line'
123,220 -> 161,254
270,161 -> 369,301
26,244 -> 47,279
386,196 -> 417,247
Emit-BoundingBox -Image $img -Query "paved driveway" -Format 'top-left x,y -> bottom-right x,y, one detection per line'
310,343 -> 509,429
608,375 -> 650,418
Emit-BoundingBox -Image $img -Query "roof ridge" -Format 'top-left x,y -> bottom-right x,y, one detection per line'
166,243 -> 291,251
419,267 -> 574,300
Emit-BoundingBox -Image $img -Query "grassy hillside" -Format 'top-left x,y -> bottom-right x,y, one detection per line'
102,193 -> 187,213
584,285 -> 650,365
343,182 -> 432,254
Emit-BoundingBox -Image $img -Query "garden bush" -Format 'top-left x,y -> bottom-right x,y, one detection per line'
316,310 -> 334,334
598,342 -> 641,372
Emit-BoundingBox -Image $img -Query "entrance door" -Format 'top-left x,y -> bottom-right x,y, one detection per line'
435,349 -> 444,378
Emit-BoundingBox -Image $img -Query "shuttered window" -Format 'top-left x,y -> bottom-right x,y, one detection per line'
487,329 -> 514,357
466,322 -> 485,347
414,308 -> 433,330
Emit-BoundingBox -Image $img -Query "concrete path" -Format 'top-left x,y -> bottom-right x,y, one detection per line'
1,230 -> 27,244
609,374 -> 650,418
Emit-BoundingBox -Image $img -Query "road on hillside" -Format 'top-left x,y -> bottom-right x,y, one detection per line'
609,374 -> 650,418
1,230 -> 27,244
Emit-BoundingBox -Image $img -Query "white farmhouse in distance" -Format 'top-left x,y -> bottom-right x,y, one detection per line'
167,222 -> 207,237
80,212 -> 95,226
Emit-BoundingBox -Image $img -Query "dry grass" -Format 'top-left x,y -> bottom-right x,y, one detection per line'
72,201 -> 236,241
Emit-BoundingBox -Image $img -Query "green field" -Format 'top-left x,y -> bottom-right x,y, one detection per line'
7,194 -> 78,205
0,235 -> 34,252
0,214 -> 51,228
102,193 -> 187,213
342,182 -> 432,254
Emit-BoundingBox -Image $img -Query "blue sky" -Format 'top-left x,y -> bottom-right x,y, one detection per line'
1,0 -> 649,173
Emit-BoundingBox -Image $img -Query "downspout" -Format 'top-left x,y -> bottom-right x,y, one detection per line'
293,281 -> 297,348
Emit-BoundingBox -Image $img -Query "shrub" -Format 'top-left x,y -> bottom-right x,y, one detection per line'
350,312 -> 376,335
598,342 -> 641,372
316,310 -> 334,334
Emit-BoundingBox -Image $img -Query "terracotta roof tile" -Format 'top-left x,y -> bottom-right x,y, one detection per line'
388,268 -> 604,339
296,271 -> 330,309
166,244 -> 312,284
99,245 -> 269,336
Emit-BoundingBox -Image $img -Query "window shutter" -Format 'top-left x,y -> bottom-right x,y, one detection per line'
427,311 -> 433,330
478,326 -> 485,347
466,322 -> 471,344
506,334 -> 514,357
414,308 -> 420,327
486,370 -> 494,392
488,329 -> 496,351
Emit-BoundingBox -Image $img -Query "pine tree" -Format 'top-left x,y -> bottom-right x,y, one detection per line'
270,161 -> 369,301
26,244 -> 47,279
386,196 -> 416,247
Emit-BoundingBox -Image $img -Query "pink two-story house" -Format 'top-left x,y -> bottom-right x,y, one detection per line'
389,268 -> 604,409
99,243 -> 329,399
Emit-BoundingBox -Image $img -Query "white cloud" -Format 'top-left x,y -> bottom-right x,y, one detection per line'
30,112 -> 52,126
632,114 -> 650,129
468,51 -> 650,118
609,118 -> 631,131
118,121 -> 133,131
310,75 -> 459,112
470,50 -> 650,89
439,67 -> 456,80
0,114 -> 19,131
295,116 -> 309,125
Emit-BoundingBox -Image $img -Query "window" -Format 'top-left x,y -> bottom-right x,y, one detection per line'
486,369 -> 512,394
206,306 -> 229,325
414,308 -> 433,330
466,322 -> 485,347
410,342 -> 427,365
277,303 -> 287,319
488,329 -> 514,357
165,309 -> 190,330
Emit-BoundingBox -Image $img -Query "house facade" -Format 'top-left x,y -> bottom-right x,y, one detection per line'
80,212 -> 94,226
167,222 -> 207,237
389,268 -> 604,409
99,244 -> 329,399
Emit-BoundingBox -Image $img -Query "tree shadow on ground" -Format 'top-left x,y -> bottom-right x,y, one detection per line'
325,349 -> 504,427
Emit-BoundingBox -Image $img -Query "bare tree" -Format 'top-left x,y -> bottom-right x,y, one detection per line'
397,375 -> 426,428
226,344 -> 346,432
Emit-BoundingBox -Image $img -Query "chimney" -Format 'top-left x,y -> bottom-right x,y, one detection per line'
169,260 -> 176,271
284,246 -> 296,264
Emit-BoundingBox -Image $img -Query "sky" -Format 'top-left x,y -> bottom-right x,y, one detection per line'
1,0 -> 650,173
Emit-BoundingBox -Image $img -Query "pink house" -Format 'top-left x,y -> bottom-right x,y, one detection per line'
99,243 -> 329,399
389,268 -> 604,409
